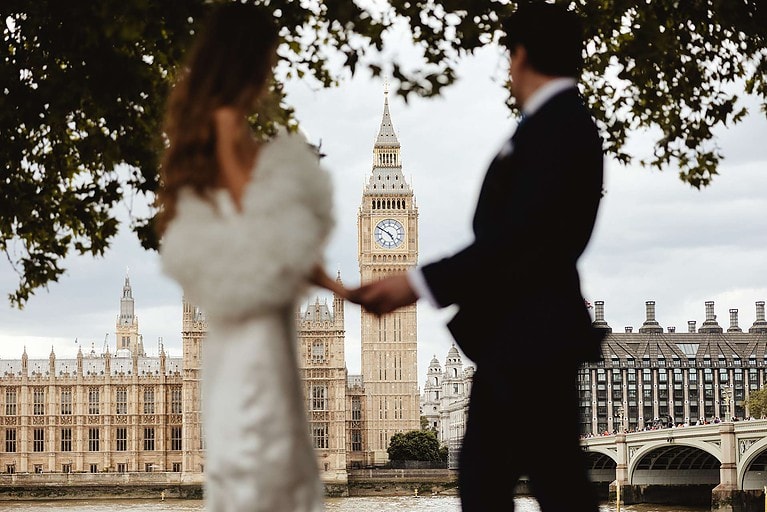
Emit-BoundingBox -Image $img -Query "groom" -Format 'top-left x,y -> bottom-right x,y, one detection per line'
350,4 -> 606,511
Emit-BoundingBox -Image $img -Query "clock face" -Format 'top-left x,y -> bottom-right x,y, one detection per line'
374,219 -> 405,249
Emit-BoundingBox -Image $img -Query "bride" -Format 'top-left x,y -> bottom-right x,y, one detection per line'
155,4 -> 346,511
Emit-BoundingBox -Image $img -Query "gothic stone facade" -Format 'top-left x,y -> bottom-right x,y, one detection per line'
0,273 -> 406,485
0,276 -> 195,476
0,93 -> 424,484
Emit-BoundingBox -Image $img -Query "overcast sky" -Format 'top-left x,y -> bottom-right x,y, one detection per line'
1,39 -> 766,384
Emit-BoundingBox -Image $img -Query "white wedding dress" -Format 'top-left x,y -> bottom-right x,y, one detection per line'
160,132 -> 334,511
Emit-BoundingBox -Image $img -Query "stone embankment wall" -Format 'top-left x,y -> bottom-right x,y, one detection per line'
0,470 -> 463,500
0,473 -> 203,501
346,468 -> 459,497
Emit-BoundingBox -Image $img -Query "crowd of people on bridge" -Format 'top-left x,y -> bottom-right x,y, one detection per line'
581,415 -> 759,438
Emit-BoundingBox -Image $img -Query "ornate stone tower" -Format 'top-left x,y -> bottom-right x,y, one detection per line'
115,272 -> 144,356
421,355 -> 443,432
357,89 -> 420,463
181,298 -> 206,473
297,272 -> 349,488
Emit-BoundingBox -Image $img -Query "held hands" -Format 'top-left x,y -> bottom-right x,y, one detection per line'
347,274 -> 418,316
310,265 -> 418,316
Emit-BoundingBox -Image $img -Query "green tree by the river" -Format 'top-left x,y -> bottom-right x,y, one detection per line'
745,388 -> 767,419
388,430 -> 447,463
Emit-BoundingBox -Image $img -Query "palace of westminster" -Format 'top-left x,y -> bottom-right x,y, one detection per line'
1,94 -> 766,486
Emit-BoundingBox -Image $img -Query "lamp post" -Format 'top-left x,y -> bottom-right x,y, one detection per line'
722,384 -> 733,422
616,405 -> 625,433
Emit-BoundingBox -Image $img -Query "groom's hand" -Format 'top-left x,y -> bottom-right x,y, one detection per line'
348,274 -> 418,316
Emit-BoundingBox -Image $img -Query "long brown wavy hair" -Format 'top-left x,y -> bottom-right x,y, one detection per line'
155,3 -> 279,236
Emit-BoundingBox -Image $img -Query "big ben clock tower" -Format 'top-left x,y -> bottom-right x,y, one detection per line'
358,88 -> 420,464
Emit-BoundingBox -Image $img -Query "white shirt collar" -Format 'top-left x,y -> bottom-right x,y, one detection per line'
522,77 -> 577,117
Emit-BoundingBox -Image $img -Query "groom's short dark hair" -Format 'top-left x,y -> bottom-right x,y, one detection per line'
501,3 -> 585,78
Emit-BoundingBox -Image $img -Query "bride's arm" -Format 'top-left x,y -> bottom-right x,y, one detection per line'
310,264 -> 349,299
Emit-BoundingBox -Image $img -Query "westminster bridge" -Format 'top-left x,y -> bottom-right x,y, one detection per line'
581,419 -> 767,510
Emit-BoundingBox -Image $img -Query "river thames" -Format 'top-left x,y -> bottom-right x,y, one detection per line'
0,497 -> 709,511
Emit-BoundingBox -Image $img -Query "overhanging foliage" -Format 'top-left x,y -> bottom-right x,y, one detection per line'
2,0 -> 765,307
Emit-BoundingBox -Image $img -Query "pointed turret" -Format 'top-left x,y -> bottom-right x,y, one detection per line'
375,85 -> 400,149
182,295 -> 206,376
120,273 -> 133,315
104,346 -> 111,375
76,345 -> 83,376
160,340 -> 167,375
49,346 -> 56,376
116,272 -> 143,355
22,346 -> 28,376
365,87 -> 413,196
333,270 -> 345,328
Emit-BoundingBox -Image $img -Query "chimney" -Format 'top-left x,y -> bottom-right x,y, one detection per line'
699,300 -> 723,333
668,326 -> 676,333
750,301 -> 767,333
688,320 -> 697,333
639,300 -> 663,333
727,309 -> 742,333
625,326 -> 633,333
592,300 -> 612,333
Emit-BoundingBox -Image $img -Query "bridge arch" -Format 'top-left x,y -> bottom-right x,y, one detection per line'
586,445 -> 618,462
581,421 -> 767,506
737,436 -> 767,490
628,440 -> 720,486
628,438 -> 721,468
584,447 -> 618,485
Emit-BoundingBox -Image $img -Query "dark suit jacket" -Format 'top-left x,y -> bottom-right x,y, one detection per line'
421,87 -> 605,365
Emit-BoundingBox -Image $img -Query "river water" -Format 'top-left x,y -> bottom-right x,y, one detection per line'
0,497 -> 709,511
